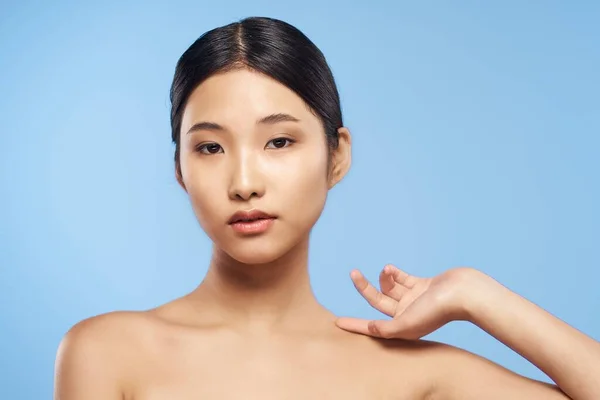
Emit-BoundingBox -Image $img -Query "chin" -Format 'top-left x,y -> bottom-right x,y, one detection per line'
211,229 -> 305,266
223,240 -> 290,265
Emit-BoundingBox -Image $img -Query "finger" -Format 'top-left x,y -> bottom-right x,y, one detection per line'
335,317 -> 401,339
366,319 -> 408,339
368,317 -> 431,340
371,319 -> 432,341
385,264 -> 417,289
379,268 -> 395,292
335,317 -> 372,336
350,270 -> 397,316
337,316 -> 428,340
379,265 -> 407,301
368,318 -> 409,339
373,295 -> 448,340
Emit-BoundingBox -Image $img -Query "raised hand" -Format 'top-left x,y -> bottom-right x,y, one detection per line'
335,265 -> 480,340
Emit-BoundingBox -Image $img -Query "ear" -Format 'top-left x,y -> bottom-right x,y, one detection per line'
328,127 -> 352,189
175,164 -> 187,192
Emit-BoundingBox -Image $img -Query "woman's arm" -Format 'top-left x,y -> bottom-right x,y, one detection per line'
446,269 -> 600,400
335,266 -> 600,400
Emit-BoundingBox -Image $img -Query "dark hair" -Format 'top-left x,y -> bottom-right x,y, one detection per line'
169,16 -> 343,176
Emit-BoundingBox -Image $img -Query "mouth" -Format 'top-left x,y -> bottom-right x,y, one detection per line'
227,209 -> 277,235
228,209 -> 277,224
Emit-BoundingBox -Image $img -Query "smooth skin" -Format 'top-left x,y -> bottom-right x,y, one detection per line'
54,69 -> 600,399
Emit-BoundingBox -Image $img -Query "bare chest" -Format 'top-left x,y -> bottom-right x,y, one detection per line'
135,364 -> 420,400
130,339 -> 425,400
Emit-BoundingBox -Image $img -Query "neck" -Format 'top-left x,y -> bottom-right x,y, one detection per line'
190,236 -> 333,333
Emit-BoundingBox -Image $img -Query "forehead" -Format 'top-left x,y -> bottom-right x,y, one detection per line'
181,69 -> 320,133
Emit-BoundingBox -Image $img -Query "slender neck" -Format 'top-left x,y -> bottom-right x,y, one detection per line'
189,235 -> 334,333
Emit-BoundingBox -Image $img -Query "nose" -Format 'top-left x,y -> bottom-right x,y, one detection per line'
227,151 -> 266,201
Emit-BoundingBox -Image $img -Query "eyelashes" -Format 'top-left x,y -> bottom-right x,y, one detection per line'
196,142 -> 223,155
265,137 -> 294,149
195,137 -> 296,155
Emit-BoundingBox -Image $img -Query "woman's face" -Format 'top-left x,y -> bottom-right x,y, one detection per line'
177,69 -> 349,264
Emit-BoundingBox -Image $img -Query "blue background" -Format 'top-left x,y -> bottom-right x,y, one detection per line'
1,1 -> 598,398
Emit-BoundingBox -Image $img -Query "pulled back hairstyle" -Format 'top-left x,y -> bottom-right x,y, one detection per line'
169,16 -> 343,176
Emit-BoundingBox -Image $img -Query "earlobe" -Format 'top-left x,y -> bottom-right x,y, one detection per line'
175,165 -> 187,192
328,127 -> 352,189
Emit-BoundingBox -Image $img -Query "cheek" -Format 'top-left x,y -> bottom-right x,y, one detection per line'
276,146 -> 329,227
182,164 -> 227,237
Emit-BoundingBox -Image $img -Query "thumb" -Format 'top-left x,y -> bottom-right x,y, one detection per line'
367,319 -> 407,339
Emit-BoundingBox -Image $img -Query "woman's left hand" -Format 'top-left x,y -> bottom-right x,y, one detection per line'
335,265 -> 489,340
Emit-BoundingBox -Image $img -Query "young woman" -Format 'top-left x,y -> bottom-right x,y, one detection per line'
54,16 -> 600,400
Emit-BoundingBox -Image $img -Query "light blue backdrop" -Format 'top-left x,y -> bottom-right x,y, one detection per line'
1,1 -> 598,398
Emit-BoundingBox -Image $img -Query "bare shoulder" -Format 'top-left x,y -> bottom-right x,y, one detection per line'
54,310 -> 170,400
58,310 -> 154,354
338,335 -> 446,399
57,296 -> 193,356
386,339 -> 566,400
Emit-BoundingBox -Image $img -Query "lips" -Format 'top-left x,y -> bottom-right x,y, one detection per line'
227,209 -> 276,224
228,209 -> 277,235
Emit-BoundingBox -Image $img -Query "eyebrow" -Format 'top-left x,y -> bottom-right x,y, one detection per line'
258,113 -> 300,125
186,113 -> 300,135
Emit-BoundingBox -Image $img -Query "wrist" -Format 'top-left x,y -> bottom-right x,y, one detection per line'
453,267 -> 505,323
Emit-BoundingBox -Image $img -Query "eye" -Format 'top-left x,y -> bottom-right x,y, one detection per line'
196,143 -> 223,155
266,137 -> 295,149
